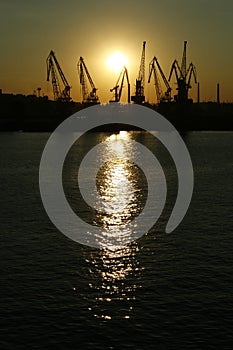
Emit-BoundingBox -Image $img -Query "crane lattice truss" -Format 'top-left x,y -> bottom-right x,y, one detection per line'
168,41 -> 197,103
46,50 -> 71,102
110,66 -> 130,103
148,57 -> 172,104
77,57 -> 99,104
131,41 -> 146,104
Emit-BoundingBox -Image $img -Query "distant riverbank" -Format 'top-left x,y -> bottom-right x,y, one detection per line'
0,93 -> 233,131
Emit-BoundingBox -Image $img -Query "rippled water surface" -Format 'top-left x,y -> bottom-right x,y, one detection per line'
1,131 -> 233,349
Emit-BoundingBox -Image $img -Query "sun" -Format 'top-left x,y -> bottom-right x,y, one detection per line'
106,52 -> 128,73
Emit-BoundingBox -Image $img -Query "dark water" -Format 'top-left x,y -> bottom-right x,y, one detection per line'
0,131 -> 233,349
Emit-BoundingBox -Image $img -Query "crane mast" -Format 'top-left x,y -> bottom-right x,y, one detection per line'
181,40 -> 187,78
77,57 -> 99,104
110,66 -> 130,103
148,57 -> 172,104
131,41 -> 146,104
46,50 -> 71,102
168,41 -> 197,103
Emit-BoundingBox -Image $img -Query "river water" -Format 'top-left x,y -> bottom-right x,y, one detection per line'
0,131 -> 233,349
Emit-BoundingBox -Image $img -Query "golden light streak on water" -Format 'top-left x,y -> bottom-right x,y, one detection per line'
93,131 -> 145,249
83,131 -> 144,319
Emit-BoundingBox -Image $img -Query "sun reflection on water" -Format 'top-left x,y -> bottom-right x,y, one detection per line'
84,243 -> 143,320
93,131 -> 146,249
82,131 -> 145,319
67,131 -> 149,319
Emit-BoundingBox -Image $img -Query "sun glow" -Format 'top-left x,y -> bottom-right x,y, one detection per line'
106,52 -> 128,73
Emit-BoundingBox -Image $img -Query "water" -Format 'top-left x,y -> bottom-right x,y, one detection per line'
0,131 -> 233,349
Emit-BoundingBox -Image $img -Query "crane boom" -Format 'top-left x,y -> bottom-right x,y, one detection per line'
154,57 -> 171,91
168,60 -> 181,82
79,57 -> 95,90
187,62 -> 197,87
168,41 -> 197,103
148,59 -> 162,103
77,57 -> 99,104
46,50 -> 71,102
148,57 -> 172,104
110,66 -> 130,103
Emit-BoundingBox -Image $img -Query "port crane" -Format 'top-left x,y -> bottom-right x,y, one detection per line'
148,57 -> 172,104
131,41 -> 146,104
168,41 -> 197,103
77,57 -> 99,104
46,50 -> 71,102
109,66 -> 130,103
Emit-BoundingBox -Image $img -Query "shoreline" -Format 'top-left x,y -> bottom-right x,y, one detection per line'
0,93 -> 233,132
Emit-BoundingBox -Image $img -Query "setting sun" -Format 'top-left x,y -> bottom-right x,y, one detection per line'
106,52 -> 128,73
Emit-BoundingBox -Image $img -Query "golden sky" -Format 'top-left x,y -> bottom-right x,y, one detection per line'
0,0 -> 233,103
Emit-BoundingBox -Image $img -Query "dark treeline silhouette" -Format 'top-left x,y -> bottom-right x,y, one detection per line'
0,93 -> 83,131
0,93 -> 233,131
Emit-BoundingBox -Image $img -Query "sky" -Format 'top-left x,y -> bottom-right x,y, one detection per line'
0,0 -> 233,103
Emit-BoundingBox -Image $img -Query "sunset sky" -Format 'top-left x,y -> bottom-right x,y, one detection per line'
0,0 -> 232,103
